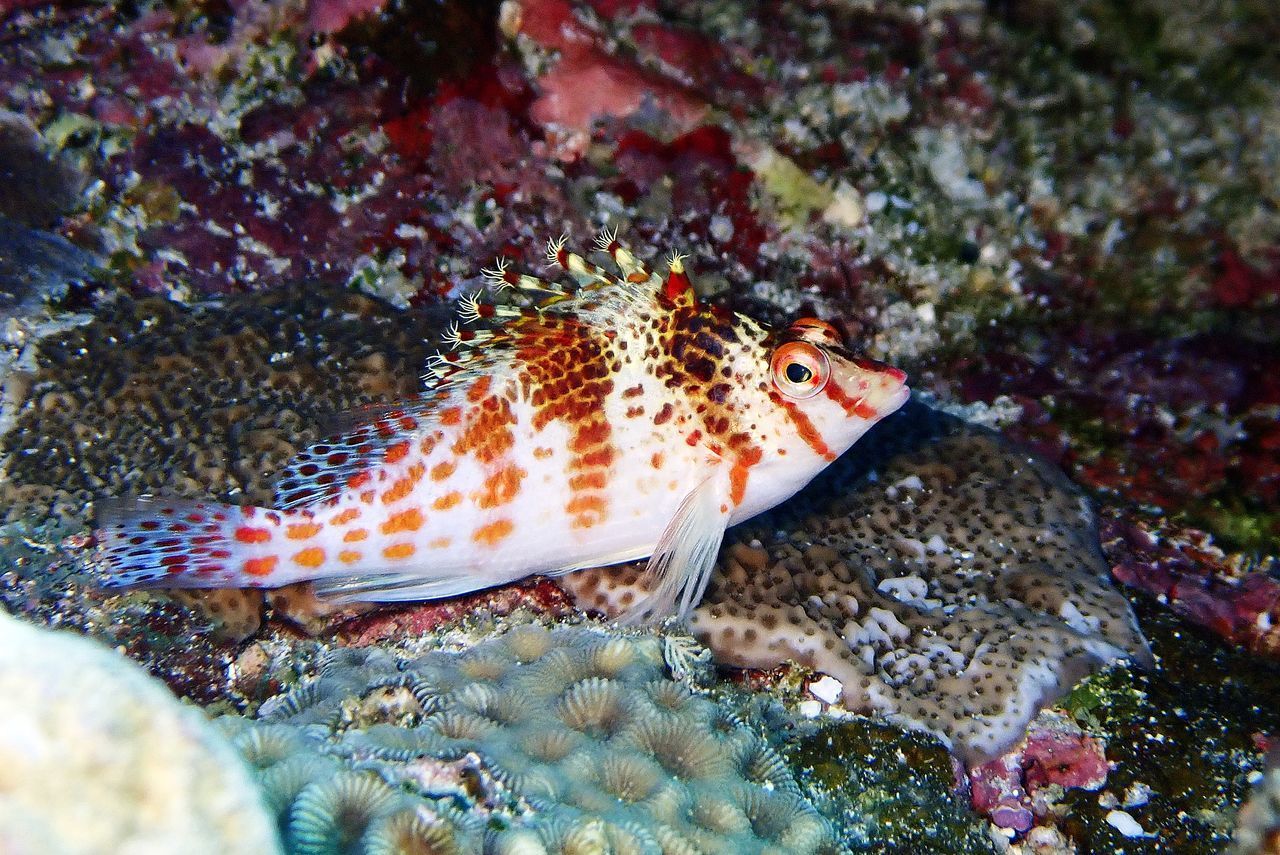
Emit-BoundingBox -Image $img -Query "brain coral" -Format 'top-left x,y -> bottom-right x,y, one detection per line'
222,623 -> 836,854
563,401 -> 1152,764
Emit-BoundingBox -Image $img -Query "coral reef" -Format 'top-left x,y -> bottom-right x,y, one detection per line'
0,609 -> 281,854
0,0 -> 1276,850
564,401 -> 1150,763
221,623 -> 836,853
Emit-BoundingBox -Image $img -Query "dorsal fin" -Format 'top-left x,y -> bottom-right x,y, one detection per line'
271,397 -> 436,509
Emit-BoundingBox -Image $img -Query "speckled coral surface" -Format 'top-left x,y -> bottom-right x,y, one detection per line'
563,401 -> 1150,763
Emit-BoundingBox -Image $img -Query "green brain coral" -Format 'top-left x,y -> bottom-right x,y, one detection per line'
219,623 -> 837,855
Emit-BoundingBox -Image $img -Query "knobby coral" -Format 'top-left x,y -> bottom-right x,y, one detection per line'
221,623 -> 836,854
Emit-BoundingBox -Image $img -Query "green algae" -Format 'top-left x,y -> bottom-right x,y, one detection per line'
1058,598 -> 1280,853
787,719 -> 996,855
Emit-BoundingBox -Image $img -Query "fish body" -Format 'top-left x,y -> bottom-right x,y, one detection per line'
99,233 -> 908,621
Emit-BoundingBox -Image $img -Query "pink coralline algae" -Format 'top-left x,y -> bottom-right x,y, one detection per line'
1104,511 -> 1280,659
504,0 -> 760,153
968,712 -> 1111,834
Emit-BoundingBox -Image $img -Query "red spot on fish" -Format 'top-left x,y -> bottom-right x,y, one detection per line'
235,526 -> 271,544
243,556 -> 278,576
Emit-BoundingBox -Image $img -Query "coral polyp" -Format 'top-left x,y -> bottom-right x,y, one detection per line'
219,624 -> 835,853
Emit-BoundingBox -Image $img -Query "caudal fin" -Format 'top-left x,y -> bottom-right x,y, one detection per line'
96,496 -> 277,589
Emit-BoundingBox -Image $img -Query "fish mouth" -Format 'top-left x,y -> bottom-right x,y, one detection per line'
886,383 -> 911,411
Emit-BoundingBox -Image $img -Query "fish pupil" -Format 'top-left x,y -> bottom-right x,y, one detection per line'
786,362 -> 812,384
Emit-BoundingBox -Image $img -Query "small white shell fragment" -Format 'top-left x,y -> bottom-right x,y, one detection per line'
808,674 -> 843,704
1105,810 -> 1151,838
797,699 -> 823,718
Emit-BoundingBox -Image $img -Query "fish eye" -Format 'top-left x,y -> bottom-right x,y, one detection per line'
771,341 -> 830,399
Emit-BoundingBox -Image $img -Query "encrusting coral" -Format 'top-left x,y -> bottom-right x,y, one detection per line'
220,623 -> 836,854
0,610 -> 282,855
562,401 -> 1152,764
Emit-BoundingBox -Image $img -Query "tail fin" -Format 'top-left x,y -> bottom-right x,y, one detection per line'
96,496 -> 277,589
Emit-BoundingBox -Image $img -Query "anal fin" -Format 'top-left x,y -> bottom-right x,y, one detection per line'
311,570 -> 488,604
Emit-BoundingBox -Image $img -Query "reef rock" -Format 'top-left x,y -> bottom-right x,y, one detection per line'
564,401 -> 1152,764
0,609 -> 281,855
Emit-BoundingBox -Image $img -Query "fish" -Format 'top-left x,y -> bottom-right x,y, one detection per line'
96,231 -> 909,623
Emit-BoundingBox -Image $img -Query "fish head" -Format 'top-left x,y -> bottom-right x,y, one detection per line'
765,317 -> 909,464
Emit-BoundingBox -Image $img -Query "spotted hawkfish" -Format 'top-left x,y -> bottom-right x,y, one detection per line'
98,232 -> 909,622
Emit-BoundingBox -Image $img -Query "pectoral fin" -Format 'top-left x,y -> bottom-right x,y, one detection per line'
618,467 -> 731,625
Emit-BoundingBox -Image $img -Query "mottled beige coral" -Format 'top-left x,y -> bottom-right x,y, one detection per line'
0,286 -> 436,632
563,403 -> 1151,763
0,610 -> 281,855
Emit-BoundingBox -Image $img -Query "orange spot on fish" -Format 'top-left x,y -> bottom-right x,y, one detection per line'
475,464 -> 526,509
347,472 -> 371,490
570,419 -> 610,452
381,507 -> 425,534
360,490 -> 376,504
344,528 -> 369,542
472,519 -> 514,546
242,556 -> 278,577
383,543 -> 416,560
566,494 -> 608,529
440,407 -> 462,426
235,526 -> 270,544
651,452 -> 664,469
431,460 -> 456,481
384,440 -> 411,464
854,401 -> 878,419
286,522 -> 322,540
533,446 -> 554,460
293,547 -> 325,568
467,375 -> 492,402
339,550 -> 362,564
382,463 -> 425,505
332,507 -> 361,525
429,536 -> 452,549
432,491 -> 462,510
571,447 -> 614,469
569,471 -> 607,491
